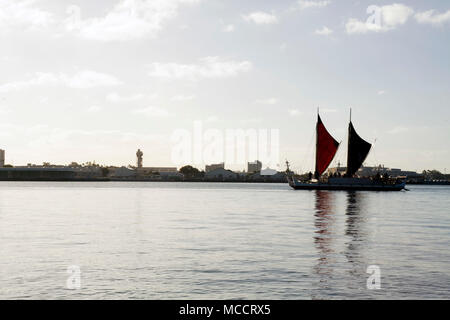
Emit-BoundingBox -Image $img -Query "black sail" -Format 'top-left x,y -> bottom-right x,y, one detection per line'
346,122 -> 372,177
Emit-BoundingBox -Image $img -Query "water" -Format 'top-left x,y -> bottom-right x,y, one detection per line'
0,182 -> 449,299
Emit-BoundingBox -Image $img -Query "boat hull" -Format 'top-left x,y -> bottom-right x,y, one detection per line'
287,177 -> 406,191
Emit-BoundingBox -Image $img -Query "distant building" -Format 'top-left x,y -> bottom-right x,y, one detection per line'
247,160 -> 262,173
111,166 -> 135,177
205,163 -> 224,173
205,168 -> 238,181
327,165 -> 424,181
248,171 -> 286,182
0,149 -> 4,167
136,149 -> 143,168
0,167 -> 76,180
137,167 -> 178,175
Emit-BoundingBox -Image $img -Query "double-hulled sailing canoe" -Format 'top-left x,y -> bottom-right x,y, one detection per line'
286,112 -> 406,191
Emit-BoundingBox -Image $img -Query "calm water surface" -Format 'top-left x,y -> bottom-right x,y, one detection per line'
0,182 -> 449,299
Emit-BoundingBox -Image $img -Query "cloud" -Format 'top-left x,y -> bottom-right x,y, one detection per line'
65,0 -> 200,41
0,70 -> 122,92
255,98 -> 278,105
66,70 -> 123,88
415,10 -> 450,26
315,26 -> 333,35
0,0 -> 53,32
289,109 -> 302,116
346,4 -> 414,34
382,4 -> 413,26
133,106 -> 172,117
106,92 -> 146,103
222,24 -> 235,32
148,57 -> 252,80
378,90 -> 386,95
243,11 -> 278,25
298,1 -> 331,10
171,95 -> 196,101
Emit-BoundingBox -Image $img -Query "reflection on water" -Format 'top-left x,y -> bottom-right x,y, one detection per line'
344,192 -> 368,281
313,191 -> 336,284
313,190 -> 370,297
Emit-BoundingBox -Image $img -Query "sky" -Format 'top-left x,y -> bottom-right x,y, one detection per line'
0,0 -> 449,173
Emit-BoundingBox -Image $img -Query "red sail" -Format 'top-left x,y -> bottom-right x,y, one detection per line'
315,115 -> 340,176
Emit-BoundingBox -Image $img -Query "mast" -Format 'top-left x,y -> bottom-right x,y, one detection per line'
315,108 -> 319,178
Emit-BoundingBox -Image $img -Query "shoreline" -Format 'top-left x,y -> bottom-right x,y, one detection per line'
0,179 -> 448,185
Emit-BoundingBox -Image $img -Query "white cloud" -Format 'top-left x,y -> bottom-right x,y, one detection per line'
243,11 -> 278,25
255,98 -> 278,105
382,4 -> 413,27
222,24 -> 235,32
378,90 -> 386,95
66,70 -> 122,88
298,1 -> 331,10
0,70 -> 122,92
133,106 -> 172,117
148,57 -> 252,80
346,4 -> 414,34
415,10 -> 450,26
346,18 -> 383,34
0,0 -> 53,32
106,92 -> 146,103
171,95 -> 196,101
315,26 -> 333,35
65,0 -> 200,41
289,109 -> 302,116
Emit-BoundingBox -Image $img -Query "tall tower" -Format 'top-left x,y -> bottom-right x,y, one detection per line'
136,149 -> 143,168
0,149 -> 4,167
